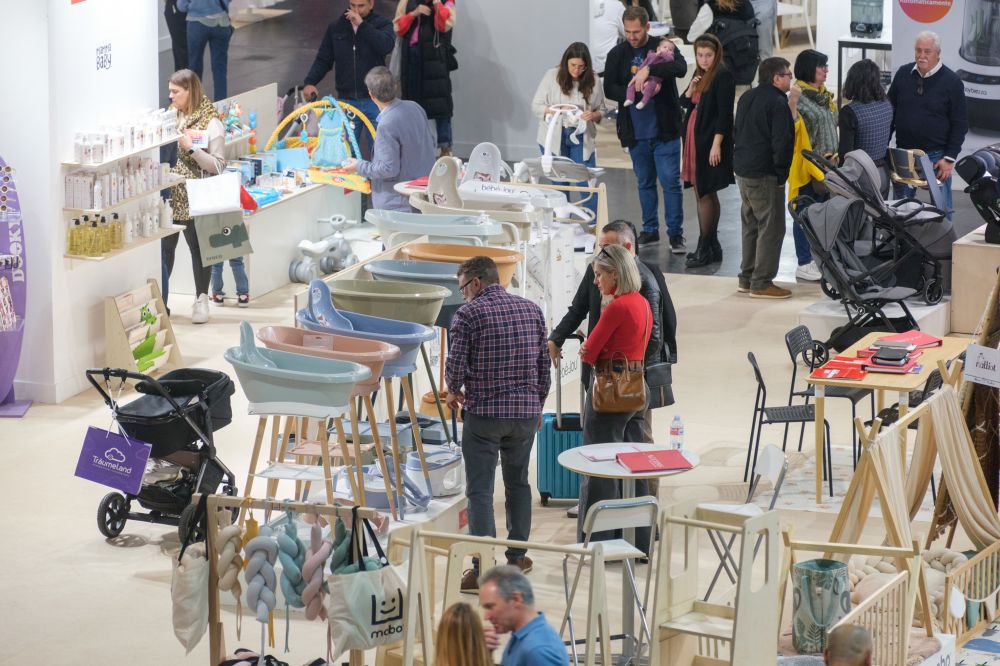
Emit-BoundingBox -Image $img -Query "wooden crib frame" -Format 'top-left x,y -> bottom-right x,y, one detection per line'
941,539 -> 1000,646
781,532 -> 924,666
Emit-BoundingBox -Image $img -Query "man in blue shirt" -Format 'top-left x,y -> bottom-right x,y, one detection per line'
604,6 -> 688,252
479,566 -> 568,666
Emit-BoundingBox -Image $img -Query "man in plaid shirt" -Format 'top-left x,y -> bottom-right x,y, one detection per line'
445,256 -> 550,591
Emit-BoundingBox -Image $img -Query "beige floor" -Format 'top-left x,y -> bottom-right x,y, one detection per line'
1,269 -> 965,665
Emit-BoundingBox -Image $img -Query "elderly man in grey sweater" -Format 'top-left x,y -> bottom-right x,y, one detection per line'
342,66 -> 437,211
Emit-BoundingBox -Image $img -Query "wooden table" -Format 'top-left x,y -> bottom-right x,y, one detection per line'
806,332 -> 968,503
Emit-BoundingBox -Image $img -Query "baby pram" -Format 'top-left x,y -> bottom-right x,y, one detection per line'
85,367 -> 237,542
956,142 -> 1000,243
802,149 -> 954,305
791,195 -> 919,351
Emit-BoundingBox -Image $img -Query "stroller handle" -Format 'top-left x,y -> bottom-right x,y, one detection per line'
84,368 -> 218,457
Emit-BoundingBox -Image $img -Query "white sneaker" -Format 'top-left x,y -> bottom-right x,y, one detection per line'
796,261 -> 822,282
192,293 -> 210,324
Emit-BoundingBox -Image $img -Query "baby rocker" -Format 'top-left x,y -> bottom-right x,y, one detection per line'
264,96 -> 374,194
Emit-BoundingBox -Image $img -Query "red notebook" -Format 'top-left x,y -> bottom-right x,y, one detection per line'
406,176 -> 429,187
810,360 -> 867,381
874,330 -> 942,349
616,449 -> 692,473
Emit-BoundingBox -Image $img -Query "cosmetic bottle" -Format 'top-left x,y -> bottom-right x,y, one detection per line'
81,137 -> 93,165
91,135 -> 105,164
84,221 -> 100,257
93,180 -> 104,211
110,213 -> 122,249
73,134 -> 85,163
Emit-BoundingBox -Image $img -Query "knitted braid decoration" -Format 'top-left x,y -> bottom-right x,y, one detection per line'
244,527 -> 279,624
301,522 -> 332,621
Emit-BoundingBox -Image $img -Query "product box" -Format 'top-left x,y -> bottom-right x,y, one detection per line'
188,130 -> 208,149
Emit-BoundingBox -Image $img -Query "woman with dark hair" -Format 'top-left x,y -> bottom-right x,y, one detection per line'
839,59 -> 893,177
787,48 -> 837,282
531,42 -> 605,214
680,33 -> 736,267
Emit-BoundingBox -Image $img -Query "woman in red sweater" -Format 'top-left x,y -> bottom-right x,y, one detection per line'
577,244 -> 653,544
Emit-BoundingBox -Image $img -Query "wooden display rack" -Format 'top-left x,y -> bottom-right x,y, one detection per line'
104,279 -> 181,374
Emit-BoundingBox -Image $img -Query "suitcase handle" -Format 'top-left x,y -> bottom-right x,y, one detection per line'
555,332 -> 585,429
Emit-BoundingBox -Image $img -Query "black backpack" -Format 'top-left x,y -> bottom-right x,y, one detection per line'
707,16 -> 761,85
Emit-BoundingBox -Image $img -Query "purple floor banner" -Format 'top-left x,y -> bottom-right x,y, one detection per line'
0,154 -> 31,417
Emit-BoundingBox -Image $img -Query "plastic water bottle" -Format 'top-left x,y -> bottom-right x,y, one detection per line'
669,415 -> 684,450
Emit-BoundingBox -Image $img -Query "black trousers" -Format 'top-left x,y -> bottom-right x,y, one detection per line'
164,0 -> 188,71
162,218 -> 212,304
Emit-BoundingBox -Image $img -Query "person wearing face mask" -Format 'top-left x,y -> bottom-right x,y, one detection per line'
888,30 -> 968,218
733,57 -> 795,299
532,42 -> 606,216
444,257 -> 549,592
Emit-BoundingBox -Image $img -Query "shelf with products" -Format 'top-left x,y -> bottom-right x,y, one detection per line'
64,225 -> 183,262
63,176 -> 184,215
105,279 -> 181,375
61,133 -> 182,169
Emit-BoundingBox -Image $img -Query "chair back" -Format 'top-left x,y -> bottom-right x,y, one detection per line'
747,351 -> 766,391
919,368 -> 943,403
755,444 -> 788,490
582,496 -> 658,542
784,325 -> 813,365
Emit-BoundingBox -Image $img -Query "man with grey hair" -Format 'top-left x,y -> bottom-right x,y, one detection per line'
341,66 -> 436,211
888,30 -> 967,218
478,565 -> 568,666
824,625 -> 873,666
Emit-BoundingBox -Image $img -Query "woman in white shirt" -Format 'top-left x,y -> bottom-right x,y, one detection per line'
531,43 -> 605,215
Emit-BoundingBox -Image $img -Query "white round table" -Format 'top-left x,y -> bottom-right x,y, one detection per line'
393,181 -> 426,197
558,442 -> 698,662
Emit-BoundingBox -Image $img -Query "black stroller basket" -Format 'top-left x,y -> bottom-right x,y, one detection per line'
87,367 -> 234,459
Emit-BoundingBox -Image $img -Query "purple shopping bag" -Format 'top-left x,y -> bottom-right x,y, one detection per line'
74,426 -> 152,495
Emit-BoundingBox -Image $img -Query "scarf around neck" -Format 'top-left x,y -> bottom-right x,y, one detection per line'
796,79 -> 836,113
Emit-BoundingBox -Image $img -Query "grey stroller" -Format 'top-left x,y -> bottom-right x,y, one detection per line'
804,149 -> 954,305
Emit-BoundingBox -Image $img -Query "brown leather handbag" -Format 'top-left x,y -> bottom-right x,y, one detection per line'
591,314 -> 649,413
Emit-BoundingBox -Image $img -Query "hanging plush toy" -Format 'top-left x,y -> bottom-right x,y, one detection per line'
216,511 -> 245,638
276,504 -> 307,650
301,520 -> 332,621
244,526 -> 278,660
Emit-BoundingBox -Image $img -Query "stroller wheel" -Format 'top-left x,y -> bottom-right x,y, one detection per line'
923,278 -> 944,306
820,279 -> 840,301
804,341 -> 829,368
178,502 -> 206,544
97,492 -> 129,538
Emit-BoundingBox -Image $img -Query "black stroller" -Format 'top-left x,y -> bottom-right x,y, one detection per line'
791,195 -> 919,351
86,367 -> 237,542
956,142 -> 1000,243
802,149 -> 954,305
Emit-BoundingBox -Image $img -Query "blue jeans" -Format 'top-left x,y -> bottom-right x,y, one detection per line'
436,117 -> 452,149
629,138 -> 684,237
341,97 -> 379,158
211,257 -> 249,296
187,21 -> 233,100
793,181 -> 823,265
892,149 -> 953,219
538,127 -> 597,215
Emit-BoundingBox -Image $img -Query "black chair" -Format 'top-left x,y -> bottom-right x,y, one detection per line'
784,325 -> 875,467
746,352 -> 833,497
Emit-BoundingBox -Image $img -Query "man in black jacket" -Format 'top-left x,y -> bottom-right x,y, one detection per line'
604,6 -> 688,252
302,0 -> 395,143
733,57 -> 795,299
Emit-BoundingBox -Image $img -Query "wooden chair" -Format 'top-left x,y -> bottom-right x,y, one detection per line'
888,147 -> 949,213
776,0 -> 815,49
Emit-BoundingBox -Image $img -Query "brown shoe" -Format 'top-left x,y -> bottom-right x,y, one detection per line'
507,555 -> 533,574
460,568 -> 479,592
737,280 -> 751,293
750,284 -> 792,299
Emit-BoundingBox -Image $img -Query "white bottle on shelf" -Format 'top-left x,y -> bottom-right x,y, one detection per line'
91,136 -> 105,164
93,180 -> 104,211
73,133 -> 85,163
102,173 -> 113,206
81,137 -> 93,165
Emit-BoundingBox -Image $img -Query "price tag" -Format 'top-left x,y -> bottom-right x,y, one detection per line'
964,344 -> 1000,389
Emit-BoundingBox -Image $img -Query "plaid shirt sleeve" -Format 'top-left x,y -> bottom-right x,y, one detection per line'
445,307 -> 471,397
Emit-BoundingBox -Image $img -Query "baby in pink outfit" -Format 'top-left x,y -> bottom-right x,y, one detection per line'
624,41 -> 676,110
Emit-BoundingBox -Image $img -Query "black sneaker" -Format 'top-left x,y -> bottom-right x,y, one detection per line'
637,230 -> 660,245
669,235 -> 687,254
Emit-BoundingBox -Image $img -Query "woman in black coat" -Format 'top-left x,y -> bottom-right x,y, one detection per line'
680,34 -> 736,267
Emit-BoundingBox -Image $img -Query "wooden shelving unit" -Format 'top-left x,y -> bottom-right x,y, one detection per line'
104,279 -> 181,375
61,134 -> 181,169
64,224 -> 184,261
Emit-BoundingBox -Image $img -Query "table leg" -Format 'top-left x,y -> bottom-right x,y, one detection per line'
815,386 -> 825,504
876,389 -> 886,412
622,477 -> 636,661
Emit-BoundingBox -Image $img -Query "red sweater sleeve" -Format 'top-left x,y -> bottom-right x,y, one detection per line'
433,2 -> 453,32
581,293 -> 652,365
395,12 -> 416,36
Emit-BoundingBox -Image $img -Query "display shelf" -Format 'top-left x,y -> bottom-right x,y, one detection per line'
64,224 -> 183,261
63,176 -> 184,215
61,133 -> 181,168
105,280 -> 181,375
247,183 -> 325,217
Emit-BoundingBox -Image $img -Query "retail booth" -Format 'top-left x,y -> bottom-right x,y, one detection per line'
6,0 -> 1000,664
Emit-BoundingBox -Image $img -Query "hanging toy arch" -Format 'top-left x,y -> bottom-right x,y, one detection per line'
265,97 -> 376,194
